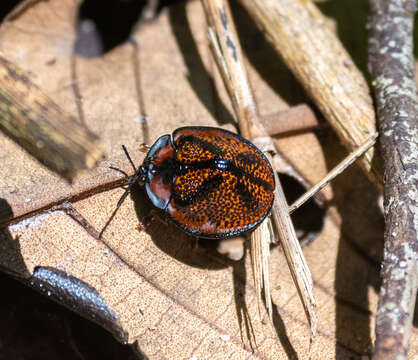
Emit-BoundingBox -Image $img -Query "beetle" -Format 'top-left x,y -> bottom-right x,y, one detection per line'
118,126 -> 275,239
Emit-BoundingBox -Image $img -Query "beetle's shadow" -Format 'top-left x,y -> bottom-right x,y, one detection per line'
130,184 -> 229,270
130,185 -> 303,355
169,3 -> 235,126
0,199 -> 30,278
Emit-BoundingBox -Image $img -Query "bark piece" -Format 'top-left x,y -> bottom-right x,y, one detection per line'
368,1 -> 418,359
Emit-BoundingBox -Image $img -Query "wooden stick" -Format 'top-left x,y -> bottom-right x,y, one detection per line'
289,133 -> 378,213
268,153 -> 316,334
201,0 -> 317,338
260,104 -> 320,136
238,0 -> 382,187
203,0 -> 274,323
204,5 -> 263,139
0,53 -> 103,181
368,1 -> 418,359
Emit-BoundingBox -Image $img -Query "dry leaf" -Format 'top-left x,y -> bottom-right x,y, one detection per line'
0,0 -> 417,359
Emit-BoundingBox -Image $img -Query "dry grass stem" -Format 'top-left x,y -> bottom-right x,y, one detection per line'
250,219 -> 273,321
202,0 -> 275,323
201,0 -> 317,337
203,0 -> 263,139
289,133 -> 378,214
268,153 -> 317,337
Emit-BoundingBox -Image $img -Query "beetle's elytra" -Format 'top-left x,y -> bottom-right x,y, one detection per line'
137,126 -> 275,239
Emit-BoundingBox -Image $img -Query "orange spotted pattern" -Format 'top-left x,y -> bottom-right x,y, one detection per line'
167,127 -> 275,238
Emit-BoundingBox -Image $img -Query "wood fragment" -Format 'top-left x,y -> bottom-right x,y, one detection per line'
202,0 -> 274,323
201,0 -> 317,338
268,153 -> 316,335
0,53 -> 103,181
204,1 -> 264,139
238,0 -> 382,186
250,219 -> 273,320
260,104 -> 320,136
368,1 -> 418,359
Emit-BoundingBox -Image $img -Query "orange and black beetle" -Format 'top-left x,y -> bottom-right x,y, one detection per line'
126,126 -> 275,239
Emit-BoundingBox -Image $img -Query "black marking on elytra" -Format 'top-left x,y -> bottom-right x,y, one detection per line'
177,135 -> 225,158
176,159 -> 231,173
158,157 -> 180,184
172,157 -> 272,192
236,151 -> 266,167
171,164 -> 272,210
172,172 -> 223,207
235,180 -> 257,210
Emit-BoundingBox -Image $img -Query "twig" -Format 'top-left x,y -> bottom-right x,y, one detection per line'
268,152 -> 317,335
368,1 -> 418,359
204,5 -> 263,138
238,0 -> 382,186
0,53 -> 103,181
201,0 -> 317,338
203,0 -> 274,323
289,133 -> 378,213
250,218 -> 273,320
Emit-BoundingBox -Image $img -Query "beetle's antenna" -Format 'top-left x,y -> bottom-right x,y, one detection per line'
115,145 -> 142,208
122,144 -> 137,172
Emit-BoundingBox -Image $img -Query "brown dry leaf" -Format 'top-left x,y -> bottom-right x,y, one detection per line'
0,1 -> 416,359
